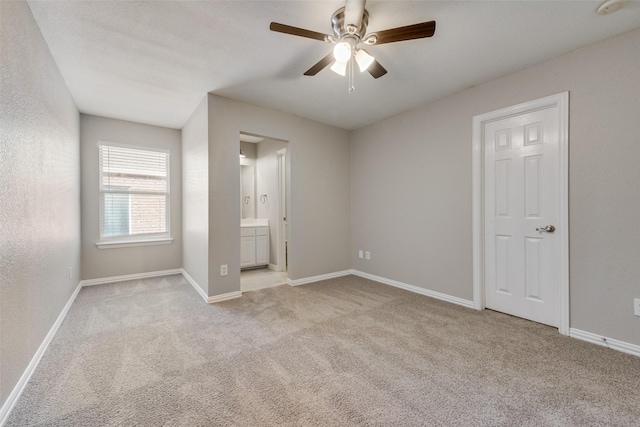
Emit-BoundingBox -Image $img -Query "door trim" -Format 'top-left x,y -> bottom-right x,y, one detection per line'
472,92 -> 569,335
276,147 -> 287,272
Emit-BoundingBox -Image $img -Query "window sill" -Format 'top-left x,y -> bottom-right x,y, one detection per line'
96,237 -> 173,249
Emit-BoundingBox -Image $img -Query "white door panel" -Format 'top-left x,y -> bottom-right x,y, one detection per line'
256,235 -> 269,265
484,106 -> 560,327
240,236 -> 256,267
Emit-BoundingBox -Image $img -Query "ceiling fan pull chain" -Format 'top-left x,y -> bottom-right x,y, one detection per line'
348,57 -> 355,93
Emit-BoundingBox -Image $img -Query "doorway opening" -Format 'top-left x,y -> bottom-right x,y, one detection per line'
471,92 -> 569,334
239,132 -> 289,292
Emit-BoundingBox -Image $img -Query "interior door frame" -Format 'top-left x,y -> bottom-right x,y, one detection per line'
276,147 -> 287,272
471,92 -> 570,335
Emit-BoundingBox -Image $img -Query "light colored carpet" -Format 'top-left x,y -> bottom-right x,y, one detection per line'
6,274 -> 640,426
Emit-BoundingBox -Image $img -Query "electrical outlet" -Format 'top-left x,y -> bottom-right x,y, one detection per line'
220,264 -> 228,276
358,250 -> 363,259
634,298 -> 640,317
365,251 -> 371,260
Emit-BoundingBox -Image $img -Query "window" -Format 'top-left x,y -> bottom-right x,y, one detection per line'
98,143 -> 171,248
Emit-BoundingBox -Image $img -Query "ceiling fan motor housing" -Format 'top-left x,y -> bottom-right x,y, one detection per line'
332,7 -> 369,40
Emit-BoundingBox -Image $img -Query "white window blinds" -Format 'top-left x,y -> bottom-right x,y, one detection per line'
99,144 -> 170,240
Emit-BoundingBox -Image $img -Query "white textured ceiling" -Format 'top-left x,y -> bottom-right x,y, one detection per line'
27,1 -> 640,130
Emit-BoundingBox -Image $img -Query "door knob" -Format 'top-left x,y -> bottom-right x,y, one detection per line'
535,225 -> 556,232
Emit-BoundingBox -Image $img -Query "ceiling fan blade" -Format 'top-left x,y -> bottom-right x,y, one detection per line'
367,60 -> 387,79
270,22 -> 331,42
304,53 -> 335,76
368,21 -> 436,45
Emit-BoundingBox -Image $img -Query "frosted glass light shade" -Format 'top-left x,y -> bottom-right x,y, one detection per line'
330,60 -> 348,76
355,49 -> 375,72
333,42 -> 352,63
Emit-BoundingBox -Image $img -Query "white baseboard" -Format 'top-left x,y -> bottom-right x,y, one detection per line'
81,268 -> 243,304
180,269 -> 208,302
181,269 -> 242,304
351,270 -> 476,310
80,269 -> 182,286
285,270 -> 475,311
286,270 -> 352,286
0,282 -> 82,426
569,328 -> 640,358
207,291 -> 242,303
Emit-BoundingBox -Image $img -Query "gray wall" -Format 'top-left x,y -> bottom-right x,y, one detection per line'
351,28 -> 640,346
0,0 -> 81,406
256,138 -> 288,265
181,97 -> 209,294
80,114 -> 182,280
207,94 -> 351,296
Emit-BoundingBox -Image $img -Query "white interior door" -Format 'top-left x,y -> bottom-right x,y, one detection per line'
483,105 -> 561,327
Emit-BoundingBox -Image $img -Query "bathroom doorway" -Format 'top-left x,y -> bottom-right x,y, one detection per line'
239,132 -> 288,292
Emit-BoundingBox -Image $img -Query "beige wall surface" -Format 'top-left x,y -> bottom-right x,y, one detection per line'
206,95 -> 351,296
0,0 -> 81,406
351,28 -> 640,345
181,98 -> 209,294
80,114 -> 182,280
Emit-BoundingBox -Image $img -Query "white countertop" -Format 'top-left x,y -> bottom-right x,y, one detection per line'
241,218 -> 269,228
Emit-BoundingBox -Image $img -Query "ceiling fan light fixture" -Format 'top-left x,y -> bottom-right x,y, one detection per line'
330,60 -> 348,76
597,0 -> 627,15
333,41 -> 352,62
355,49 -> 374,72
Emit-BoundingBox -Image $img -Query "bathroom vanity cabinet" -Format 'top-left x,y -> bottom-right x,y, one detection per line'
241,226 -> 269,268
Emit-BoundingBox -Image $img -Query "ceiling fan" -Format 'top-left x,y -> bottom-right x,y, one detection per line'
269,0 -> 436,79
